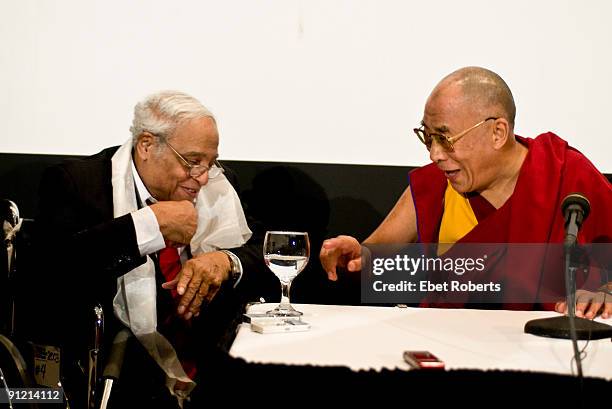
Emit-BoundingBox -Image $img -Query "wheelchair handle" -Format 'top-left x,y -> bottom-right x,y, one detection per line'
102,329 -> 132,380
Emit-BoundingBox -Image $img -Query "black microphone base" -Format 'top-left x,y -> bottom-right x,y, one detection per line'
524,316 -> 612,340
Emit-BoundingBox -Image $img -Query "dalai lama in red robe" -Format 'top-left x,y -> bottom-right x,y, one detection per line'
319,66 -> 612,319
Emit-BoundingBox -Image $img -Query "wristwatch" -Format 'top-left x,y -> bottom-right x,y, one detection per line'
220,250 -> 242,284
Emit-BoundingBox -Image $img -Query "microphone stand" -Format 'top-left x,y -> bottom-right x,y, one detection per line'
520,192 -> 611,395
525,193 -> 612,343
565,246 -> 582,378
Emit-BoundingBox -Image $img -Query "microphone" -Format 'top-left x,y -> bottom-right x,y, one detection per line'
562,193 -> 590,249
99,329 -> 132,409
102,329 -> 131,381
524,191 -> 611,341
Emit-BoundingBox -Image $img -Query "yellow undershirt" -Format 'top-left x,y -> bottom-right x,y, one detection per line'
438,181 -> 478,254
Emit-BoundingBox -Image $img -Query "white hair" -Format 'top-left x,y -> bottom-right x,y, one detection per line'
129,90 -> 215,147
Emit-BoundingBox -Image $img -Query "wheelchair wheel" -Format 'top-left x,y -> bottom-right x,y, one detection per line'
0,334 -> 40,409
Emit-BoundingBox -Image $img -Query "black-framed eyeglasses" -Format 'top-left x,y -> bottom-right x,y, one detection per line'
414,117 -> 499,152
164,140 -> 224,179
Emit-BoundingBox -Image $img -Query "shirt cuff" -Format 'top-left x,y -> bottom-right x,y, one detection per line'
131,207 -> 165,256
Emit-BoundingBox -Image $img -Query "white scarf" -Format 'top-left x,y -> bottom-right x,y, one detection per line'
110,139 -> 251,399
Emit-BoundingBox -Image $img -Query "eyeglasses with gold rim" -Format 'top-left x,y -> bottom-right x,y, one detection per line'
414,117 -> 499,151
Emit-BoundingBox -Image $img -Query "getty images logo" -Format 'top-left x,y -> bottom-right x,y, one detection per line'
372,254 -> 487,276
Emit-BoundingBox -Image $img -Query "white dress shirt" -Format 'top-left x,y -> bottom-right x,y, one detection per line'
130,160 -> 166,256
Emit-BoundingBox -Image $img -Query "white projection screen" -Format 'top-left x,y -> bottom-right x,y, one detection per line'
2,0 -> 611,172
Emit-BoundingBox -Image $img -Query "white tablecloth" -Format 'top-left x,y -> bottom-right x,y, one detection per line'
230,303 -> 612,380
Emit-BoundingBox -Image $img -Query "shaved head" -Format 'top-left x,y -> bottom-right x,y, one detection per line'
433,67 -> 516,129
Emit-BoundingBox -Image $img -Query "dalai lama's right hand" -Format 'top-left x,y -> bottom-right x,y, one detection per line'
555,287 -> 612,319
150,201 -> 197,245
319,235 -> 362,281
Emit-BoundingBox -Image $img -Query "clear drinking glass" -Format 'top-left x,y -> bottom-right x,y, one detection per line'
263,231 -> 310,317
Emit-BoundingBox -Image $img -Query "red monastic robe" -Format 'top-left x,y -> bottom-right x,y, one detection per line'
408,133 -> 612,309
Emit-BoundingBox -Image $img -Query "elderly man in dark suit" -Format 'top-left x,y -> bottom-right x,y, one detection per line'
35,91 -> 269,406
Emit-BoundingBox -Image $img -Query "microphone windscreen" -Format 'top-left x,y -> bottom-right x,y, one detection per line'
561,193 -> 590,220
103,329 -> 132,380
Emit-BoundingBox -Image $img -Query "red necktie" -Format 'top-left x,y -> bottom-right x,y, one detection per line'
159,244 -> 181,299
158,244 -> 197,380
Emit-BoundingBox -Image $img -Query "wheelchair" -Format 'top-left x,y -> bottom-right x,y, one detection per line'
1,198 -> 249,408
1,199 -> 120,409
